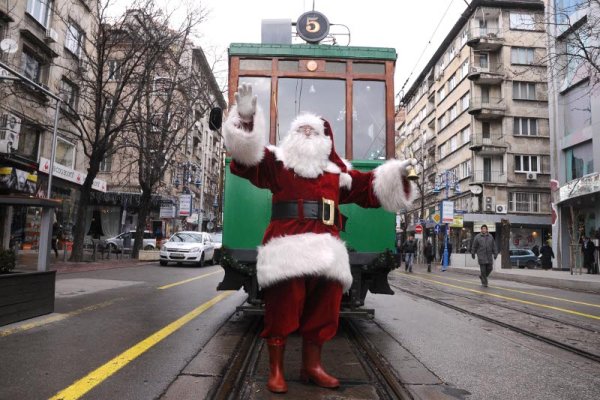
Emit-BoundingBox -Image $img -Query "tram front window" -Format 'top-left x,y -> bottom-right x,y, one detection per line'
277,78 -> 346,157
239,77 -> 271,143
353,81 -> 386,160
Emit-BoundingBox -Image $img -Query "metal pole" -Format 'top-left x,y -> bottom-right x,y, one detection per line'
442,171 -> 450,271
47,99 -> 61,198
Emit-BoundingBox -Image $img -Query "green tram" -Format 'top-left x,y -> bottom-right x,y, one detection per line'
217,43 -> 399,316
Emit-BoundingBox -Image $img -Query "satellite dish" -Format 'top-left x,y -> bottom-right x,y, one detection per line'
0,39 -> 18,54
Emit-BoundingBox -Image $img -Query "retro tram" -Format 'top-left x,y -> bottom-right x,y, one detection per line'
216,12 -> 406,316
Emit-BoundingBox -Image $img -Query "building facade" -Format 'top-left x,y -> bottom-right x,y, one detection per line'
547,0 -> 600,269
398,0 -> 552,258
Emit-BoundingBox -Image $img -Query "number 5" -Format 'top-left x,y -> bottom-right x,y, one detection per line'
306,16 -> 320,33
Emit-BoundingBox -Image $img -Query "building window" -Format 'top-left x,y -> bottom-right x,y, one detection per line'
461,93 -> 470,111
108,60 -> 121,81
509,192 -> 540,213
514,118 -> 538,136
153,76 -> 171,96
554,0 -> 585,24
448,74 -> 457,91
61,79 -> 78,110
461,60 -> 469,79
65,22 -> 84,58
513,81 -> 536,100
515,155 -> 539,173
561,82 -> 591,135
21,49 -> 43,83
55,138 -> 75,168
565,141 -> 594,180
99,154 -> 112,172
511,47 -> 535,65
438,86 -> 446,101
510,13 -> 536,30
16,124 -> 40,161
450,135 -> 457,152
460,28 -> 468,47
438,113 -> 448,130
26,0 -> 52,28
449,104 -> 458,121
461,126 -> 470,144
478,53 -> 489,69
459,160 -> 471,179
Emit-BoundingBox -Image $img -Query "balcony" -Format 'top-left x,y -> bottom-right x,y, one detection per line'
469,133 -> 507,154
468,97 -> 506,119
466,27 -> 504,51
468,63 -> 505,85
470,170 -> 507,185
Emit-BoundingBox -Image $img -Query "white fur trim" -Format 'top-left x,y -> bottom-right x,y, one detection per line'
289,113 -> 325,137
373,160 -> 416,212
223,105 -> 266,166
339,172 -> 352,189
257,233 -> 352,291
341,158 -> 353,171
324,161 -> 341,174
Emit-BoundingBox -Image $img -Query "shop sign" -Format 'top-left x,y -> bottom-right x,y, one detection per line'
558,172 -> 600,203
160,205 -> 176,219
441,201 -> 454,224
474,222 -> 496,232
450,215 -> 463,228
178,194 -> 192,216
39,157 -> 107,192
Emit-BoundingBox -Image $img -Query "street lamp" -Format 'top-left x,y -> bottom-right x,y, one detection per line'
432,170 -> 461,271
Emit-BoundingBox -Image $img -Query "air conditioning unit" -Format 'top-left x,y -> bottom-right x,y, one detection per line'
495,204 -> 507,214
0,113 -> 21,152
526,172 -> 538,181
45,28 -> 59,43
484,195 -> 495,212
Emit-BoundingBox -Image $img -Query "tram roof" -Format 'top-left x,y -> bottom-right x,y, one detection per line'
229,43 -> 397,61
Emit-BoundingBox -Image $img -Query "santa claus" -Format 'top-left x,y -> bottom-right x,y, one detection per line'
223,84 -> 416,393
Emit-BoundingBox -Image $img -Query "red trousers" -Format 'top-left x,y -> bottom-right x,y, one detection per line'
261,277 -> 343,344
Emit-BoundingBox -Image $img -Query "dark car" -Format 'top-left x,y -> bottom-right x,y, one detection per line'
509,249 -> 541,269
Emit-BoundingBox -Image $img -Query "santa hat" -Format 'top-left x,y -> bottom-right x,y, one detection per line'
289,113 -> 348,173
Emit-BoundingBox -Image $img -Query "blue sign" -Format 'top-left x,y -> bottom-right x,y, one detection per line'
434,224 -> 441,234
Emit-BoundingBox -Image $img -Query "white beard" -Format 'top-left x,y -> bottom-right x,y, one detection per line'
278,131 -> 332,178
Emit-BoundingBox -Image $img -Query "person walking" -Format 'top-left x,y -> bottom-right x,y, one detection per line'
582,236 -> 596,274
403,235 -> 417,273
471,224 -> 497,287
51,222 -> 61,259
423,238 -> 434,273
531,244 -> 540,258
539,240 -> 554,270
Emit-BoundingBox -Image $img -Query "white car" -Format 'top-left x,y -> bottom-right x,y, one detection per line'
159,231 -> 215,267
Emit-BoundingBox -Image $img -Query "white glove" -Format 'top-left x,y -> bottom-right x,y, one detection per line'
398,158 -> 418,176
235,84 -> 257,122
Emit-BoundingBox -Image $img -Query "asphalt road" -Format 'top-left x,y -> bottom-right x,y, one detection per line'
0,263 -> 245,400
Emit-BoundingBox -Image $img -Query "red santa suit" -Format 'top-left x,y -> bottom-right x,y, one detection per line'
223,107 -> 416,345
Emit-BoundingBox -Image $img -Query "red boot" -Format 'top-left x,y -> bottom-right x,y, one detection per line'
300,340 -> 340,388
266,337 -> 288,393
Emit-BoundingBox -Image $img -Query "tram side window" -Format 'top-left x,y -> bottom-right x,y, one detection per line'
353,81 -> 385,160
238,77 -> 271,144
277,78 -> 346,157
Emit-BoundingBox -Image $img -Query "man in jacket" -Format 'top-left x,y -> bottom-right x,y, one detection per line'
403,235 -> 417,273
471,224 -> 497,287
582,236 -> 597,274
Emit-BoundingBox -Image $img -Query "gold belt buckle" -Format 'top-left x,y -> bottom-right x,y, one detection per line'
322,198 -> 335,226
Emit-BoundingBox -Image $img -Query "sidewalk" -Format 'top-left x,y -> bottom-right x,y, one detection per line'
431,262 -> 600,294
14,251 -> 151,274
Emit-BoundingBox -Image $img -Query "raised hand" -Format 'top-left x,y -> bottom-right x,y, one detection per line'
235,84 -> 257,121
398,158 -> 418,177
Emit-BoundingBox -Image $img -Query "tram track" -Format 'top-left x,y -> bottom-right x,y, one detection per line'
390,281 -> 600,365
211,316 -> 413,399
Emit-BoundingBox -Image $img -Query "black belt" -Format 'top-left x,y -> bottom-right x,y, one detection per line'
271,199 -> 346,230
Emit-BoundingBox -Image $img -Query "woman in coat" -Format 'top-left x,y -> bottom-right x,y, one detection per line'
539,241 -> 555,270
423,238 -> 434,272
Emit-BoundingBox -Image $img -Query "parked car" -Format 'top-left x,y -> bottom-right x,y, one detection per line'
210,232 -> 222,263
509,249 -> 541,269
105,231 -> 156,252
159,231 -> 215,267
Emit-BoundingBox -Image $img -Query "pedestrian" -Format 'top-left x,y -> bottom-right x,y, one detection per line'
402,234 -> 417,273
581,236 -> 596,274
223,84 -> 417,393
471,224 -> 497,287
395,237 -> 403,269
51,221 -> 61,258
531,244 -> 540,258
539,240 -> 554,270
423,238 -> 434,273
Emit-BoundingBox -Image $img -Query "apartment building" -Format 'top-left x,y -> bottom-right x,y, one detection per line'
547,0 -> 600,269
0,0 -> 99,250
398,0 -> 552,254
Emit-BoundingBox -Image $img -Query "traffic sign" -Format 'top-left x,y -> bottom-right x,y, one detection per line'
415,224 -> 423,234
432,213 -> 441,224
434,224 -> 440,234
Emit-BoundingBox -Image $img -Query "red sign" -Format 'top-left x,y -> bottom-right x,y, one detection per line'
415,225 -> 423,234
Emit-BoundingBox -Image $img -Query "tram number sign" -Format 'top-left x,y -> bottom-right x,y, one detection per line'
296,11 -> 330,44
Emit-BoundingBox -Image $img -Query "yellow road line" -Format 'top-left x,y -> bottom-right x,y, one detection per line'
396,271 -> 600,321
49,291 -> 233,400
412,272 -> 600,309
0,298 -> 123,338
157,270 -> 222,290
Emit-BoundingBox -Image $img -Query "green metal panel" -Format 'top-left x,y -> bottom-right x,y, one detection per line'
222,158 -> 396,253
229,43 -> 397,61
340,160 -> 396,253
222,159 -> 271,250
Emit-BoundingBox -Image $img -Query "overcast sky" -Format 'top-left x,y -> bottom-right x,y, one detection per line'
112,0 -> 468,101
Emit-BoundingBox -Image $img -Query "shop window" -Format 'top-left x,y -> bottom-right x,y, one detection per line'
55,138 -> 75,168
26,0 -> 52,28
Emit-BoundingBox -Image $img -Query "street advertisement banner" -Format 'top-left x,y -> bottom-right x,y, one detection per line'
159,200 -> 176,219
39,157 -> 107,192
441,200 -> 454,224
474,222 -> 496,232
0,166 -> 37,194
178,194 -> 192,217
450,215 -> 464,228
